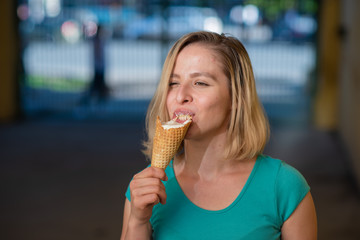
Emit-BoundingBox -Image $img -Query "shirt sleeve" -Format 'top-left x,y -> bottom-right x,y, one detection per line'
275,161 -> 310,223
125,183 -> 131,201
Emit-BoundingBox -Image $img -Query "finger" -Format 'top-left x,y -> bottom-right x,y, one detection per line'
130,177 -> 164,189
133,167 -> 168,181
132,193 -> 160,210
131,183 -> 165,197
131,184 -> 167,205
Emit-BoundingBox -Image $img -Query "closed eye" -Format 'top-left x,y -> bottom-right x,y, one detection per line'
169,81 -> 179,87
195,81 -> 209,86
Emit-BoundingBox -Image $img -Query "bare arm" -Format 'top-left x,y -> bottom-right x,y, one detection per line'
281,192 -> 317,240
120,167 -> 167,240
120,200 -> 130,240
120,199 -> 152,240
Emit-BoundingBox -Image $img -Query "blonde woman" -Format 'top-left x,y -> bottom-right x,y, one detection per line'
120,31 -> 317,240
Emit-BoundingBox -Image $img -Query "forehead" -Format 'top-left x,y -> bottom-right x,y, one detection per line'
179,43 -> 216,57
174,43 -> 223,69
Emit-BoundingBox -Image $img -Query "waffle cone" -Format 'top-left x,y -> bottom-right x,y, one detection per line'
151,116 -> 192,169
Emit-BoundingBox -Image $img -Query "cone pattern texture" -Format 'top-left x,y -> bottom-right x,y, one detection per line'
151,116 -> 191,169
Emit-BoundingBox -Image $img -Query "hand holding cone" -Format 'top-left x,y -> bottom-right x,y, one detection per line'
151,116 -> 192,169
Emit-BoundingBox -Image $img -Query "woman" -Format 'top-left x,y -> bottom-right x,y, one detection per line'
120,31 -> 317,240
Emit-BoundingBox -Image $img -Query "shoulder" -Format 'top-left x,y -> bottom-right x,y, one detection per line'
257,154 -> 282,168
275,159 -> 310,194
258,155 -> 311,223
256,155 -> 308,187
254,154 -> 283,181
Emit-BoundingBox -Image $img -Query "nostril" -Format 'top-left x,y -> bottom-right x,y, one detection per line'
176,85 -> 193,103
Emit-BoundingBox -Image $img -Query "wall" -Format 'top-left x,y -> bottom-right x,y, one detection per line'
339,0 -> 360,187
0,0 -> 18,122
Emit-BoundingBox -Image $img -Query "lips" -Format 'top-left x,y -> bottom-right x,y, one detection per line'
172,110 -> 194,123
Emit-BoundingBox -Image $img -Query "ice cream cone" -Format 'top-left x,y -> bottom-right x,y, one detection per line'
151,116 -> 192,169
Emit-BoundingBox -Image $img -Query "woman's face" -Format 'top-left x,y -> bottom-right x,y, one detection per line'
166,43 -> 232,140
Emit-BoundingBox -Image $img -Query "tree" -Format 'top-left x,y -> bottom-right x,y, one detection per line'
244,0 -> 318,22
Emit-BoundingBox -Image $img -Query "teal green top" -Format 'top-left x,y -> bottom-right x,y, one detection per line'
125,155 -> 310,240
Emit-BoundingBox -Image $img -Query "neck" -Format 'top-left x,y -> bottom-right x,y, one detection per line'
177,132 -> 233,180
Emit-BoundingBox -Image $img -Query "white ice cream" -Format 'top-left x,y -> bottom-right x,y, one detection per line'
162,118 -> 192,130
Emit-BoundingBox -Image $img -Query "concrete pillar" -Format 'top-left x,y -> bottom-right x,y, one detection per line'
314,0 -> 341,130
339,0 -> 360,188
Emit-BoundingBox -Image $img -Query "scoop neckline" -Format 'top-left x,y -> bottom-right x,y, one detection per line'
168,155 -> 261,214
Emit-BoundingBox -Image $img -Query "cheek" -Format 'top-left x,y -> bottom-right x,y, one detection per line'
202,95 -> 231,116
197,96 -> 220,114
166,92 -> 175,112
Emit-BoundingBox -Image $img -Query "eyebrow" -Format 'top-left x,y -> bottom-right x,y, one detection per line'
170,72 -> 216,80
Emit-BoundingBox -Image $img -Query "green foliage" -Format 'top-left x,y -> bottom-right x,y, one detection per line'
244,0 -> 318,21
26,75 -> 88,92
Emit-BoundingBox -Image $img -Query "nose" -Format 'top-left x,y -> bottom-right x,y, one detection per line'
176,84 -> 193,104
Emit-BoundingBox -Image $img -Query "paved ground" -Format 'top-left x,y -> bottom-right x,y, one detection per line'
1,119 -> 359,240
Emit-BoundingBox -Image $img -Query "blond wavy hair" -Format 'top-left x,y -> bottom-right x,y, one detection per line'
142,31 -> 269,161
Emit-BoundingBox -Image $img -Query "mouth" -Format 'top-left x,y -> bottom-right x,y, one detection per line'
172,111 -> 194,124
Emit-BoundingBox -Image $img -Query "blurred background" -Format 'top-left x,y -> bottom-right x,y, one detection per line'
0,0 -> 359,239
